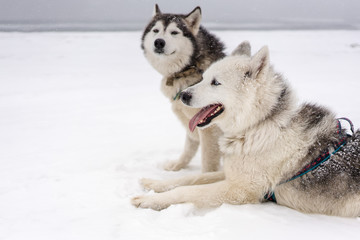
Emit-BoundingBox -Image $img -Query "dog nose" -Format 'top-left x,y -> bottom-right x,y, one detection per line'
154,38 -> 166,49
180,91 -> 192,105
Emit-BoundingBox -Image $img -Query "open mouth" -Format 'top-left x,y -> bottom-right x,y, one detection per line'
189,104 -> 224,132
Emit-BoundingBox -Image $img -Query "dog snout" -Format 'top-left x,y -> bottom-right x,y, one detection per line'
180,91 -> 192,105
154,38 -> 166,49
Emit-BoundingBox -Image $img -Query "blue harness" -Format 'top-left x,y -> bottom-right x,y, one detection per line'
264,118 -> 353,203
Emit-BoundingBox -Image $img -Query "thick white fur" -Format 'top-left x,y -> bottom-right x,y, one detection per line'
132,46 -> 360,217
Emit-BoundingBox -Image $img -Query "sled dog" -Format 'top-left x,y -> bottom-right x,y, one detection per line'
133,43 -> 360,217
141,5 -> 226,172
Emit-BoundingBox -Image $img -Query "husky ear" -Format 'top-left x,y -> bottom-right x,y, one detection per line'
152,4 -> 162,17
231,41 -> 251,57
249,46 -> 270,79
184,6 -> 202,35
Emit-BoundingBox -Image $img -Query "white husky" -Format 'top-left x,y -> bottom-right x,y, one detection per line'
132,43 -> 360,217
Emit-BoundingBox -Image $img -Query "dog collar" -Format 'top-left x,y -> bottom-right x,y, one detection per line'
166,65 -> 203,87
265,118 -> 353,203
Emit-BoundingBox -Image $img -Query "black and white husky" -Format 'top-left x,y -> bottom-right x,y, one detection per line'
133,42 -> 360,217
141,5 -> 226,172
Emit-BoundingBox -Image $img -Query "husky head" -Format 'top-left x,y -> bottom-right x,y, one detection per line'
141,5 -> 202,76
181,43 -> 289,133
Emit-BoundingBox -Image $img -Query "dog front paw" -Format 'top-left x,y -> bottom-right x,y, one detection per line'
131,195 -> 170,211
163,160 -> 186,171
140,178 -> 173,193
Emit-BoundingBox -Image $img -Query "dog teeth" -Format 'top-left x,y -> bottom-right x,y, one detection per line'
199,105 -> 222,125
209,106 -> 222,117
212,106 -> 222,115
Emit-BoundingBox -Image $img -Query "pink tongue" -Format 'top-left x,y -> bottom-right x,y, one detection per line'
189,105 -> 220,132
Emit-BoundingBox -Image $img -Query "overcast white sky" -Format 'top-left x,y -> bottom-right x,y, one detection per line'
0,0 -> 359,30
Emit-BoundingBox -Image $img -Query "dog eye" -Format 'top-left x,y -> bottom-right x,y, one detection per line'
211,79 -> 221,86
171,31 -> 179,35
153,29 -> 159,33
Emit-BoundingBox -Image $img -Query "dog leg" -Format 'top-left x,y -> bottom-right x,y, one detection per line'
132,180 -> 259,210
163,134 -> 199,171
141,171 -> 225,192
199,126 -> 222,172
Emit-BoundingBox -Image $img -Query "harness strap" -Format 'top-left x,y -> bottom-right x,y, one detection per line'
172,78 -> 203,101
173,91 -> 182,101
337,117 -> 355,135
282,139 -> 347,184
265,192 -> 277,203
265,118 -> 352,203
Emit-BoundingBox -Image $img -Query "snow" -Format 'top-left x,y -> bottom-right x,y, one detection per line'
0,30 -> 360,240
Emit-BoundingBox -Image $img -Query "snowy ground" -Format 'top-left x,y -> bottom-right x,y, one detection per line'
0,31 -> 360,240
